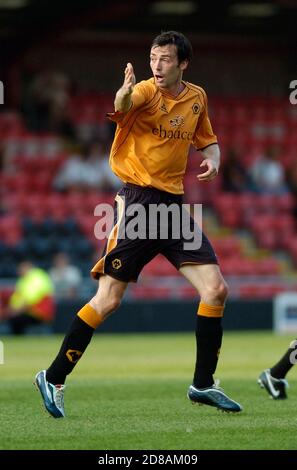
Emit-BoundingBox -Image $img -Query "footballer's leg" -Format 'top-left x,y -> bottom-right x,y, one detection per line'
258,369 -> 289,400
35,275 -> 127,418
180,263 -> 242,412
162,213 -> 242,413
258,339 -> 297,399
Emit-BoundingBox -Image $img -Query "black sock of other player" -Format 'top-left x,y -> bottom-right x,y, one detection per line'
270,339 -> 297,379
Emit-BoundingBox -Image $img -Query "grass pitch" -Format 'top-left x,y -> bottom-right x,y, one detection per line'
0,331 -> 296,450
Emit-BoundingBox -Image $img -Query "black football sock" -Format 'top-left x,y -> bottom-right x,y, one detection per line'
193,315 -> 223,389
270,340 -> 297,379
46,316 -> 94,385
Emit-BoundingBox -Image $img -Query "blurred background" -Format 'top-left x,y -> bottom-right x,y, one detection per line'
0,0 -> 297,334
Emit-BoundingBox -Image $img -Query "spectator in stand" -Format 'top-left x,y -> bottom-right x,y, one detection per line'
221,147 -> 251,192
249,146 -> 289,195
49,253 -> 82,298
53,144 -> 90,191
54,140 -> 120,192
24,70 -> 75,138
5,261 -> 55,335
86,140 -> 121,192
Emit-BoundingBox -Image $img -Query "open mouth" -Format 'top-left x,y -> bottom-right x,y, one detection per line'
155,75 -> 164,80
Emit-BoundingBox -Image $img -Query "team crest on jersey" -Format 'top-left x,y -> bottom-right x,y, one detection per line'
159,102 -> 168,113
192,103 -> 200,114
112,258 -> 122,270
169,115 -> 184,127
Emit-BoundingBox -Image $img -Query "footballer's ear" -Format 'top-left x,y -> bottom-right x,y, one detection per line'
180,59 -> 189,71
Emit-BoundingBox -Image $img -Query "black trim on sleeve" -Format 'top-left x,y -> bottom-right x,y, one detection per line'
196,142 -> 218,151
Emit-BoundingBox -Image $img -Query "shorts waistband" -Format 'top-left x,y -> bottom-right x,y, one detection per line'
123,183 -> 183,201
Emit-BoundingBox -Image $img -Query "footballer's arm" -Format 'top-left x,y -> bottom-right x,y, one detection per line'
197,143 -> 220,182
114,62 -> 136,113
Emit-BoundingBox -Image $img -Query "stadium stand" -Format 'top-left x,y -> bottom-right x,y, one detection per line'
1,92 -> 297,308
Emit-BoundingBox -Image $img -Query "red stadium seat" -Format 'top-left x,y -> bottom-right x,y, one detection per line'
2,173 -> 31,193
255,258 -> 280,275
288,239 -> 297,266
212,237 -> 242,257
275,193 -> 295,212
130,285 -> 172,300
64,192 -> 87,216
220,257 -> 256,276
256,231 -> 279,250
255,194 -> 277,213
239,284 -> 284,299
23,194 -> 45,216
0,215 -> 22,244
142,256 -> 177,277
85,192 -> 115,213
179,286 -> 197,298
274,214 -> 295,233
77,214 -> 100,244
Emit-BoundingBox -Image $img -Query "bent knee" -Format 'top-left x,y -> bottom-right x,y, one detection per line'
91,293 -> 122,318
218,280 -> 229,300
202,280 -> 229,305
106,295 -> 122,312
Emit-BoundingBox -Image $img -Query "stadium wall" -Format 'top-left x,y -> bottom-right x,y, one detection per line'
54,299 -> 273,333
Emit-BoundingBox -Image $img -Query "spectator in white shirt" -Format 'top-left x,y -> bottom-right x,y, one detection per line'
250,146 -> 288,195
54,140 -> 120,192
50,253 -> 82,298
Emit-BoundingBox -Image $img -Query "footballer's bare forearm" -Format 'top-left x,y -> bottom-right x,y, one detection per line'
114,87 -> 133,113
201,144 -> 220,171
197,144 -> 220,181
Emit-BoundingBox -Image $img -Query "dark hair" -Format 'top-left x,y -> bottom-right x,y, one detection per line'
151,31 -> 193,64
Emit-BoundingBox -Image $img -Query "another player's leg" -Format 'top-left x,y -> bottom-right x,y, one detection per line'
34,275 -> 127,417
258,339 -> 297,399
180,263 -> 242,413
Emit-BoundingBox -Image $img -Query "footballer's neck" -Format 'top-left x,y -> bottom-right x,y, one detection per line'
160,80 -> 185,98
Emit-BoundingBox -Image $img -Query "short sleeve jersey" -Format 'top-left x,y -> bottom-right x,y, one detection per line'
108,78 -> 217,194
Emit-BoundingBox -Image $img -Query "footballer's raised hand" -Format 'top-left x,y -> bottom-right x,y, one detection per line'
115,63 -> 136,112
123,63 -> 136,95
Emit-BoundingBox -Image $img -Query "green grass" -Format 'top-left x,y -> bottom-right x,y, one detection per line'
0,331 -> 296,450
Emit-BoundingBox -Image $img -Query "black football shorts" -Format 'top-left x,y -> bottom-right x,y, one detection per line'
91,183 -> 218,282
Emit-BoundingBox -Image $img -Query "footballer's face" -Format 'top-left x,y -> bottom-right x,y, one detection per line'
150,44 -> 188,94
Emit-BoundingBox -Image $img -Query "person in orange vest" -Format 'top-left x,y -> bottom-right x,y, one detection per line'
7,261 -> 55,335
